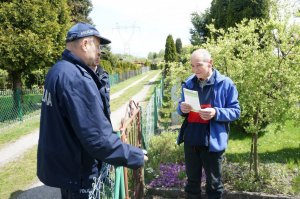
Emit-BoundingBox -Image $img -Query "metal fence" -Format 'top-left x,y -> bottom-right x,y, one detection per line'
0,67 -> 150,129
109,67 -> 150,86
89,78 -> 163,198
0,88 -> 43,128
141,79 -> 163,149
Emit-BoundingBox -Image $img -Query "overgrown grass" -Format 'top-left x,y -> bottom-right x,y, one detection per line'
0,117 -> 40,149
0,146 -> 37,199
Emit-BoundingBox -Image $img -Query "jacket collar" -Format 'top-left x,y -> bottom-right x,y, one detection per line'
61,49 -> 103,90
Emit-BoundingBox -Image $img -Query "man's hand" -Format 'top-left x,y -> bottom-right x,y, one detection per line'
144,155 -> 148,162
180,102 -> 192,114
142,149 -> 148,162
199,108 -> 216,120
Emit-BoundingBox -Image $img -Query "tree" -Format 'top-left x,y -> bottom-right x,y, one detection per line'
204,19 -> 300,178
210,0 -> 270,29
0,0 -> 71,92
175,38 -> 182,55
164,34 -> 177,63
190,0 -> 271,45
68,0 -> 93,23
190,10 -> 211,45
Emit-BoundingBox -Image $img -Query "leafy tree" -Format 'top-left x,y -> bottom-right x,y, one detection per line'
164,34 -> 177,63
0,0 -> 71,92
190,10 -> 211,45
210,0 -> 270,29
175,38 -> 182,55
204,19 -> 300,178
68,0 -> 93,23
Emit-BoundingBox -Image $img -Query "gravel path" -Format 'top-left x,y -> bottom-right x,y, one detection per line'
1,71 -> 161,199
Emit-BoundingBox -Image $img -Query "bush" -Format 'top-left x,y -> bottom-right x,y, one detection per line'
145,132 -> 184,183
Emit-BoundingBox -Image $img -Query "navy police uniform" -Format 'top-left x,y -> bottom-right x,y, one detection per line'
37,23 -> 144,198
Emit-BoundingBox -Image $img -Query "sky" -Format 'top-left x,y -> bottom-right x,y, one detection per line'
90,0 -> 212,58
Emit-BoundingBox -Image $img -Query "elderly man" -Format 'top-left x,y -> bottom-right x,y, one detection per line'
177,49 -> 240,199
37,22 -> 147,199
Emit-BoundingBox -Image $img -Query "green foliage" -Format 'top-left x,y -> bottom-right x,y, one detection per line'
175,38 -> 182,55
190,0 -> 271,45
68,0 -> 93,23
190,10 -> 211,45
145,131 -> 184,182
292,174 -> 300,194
223,162 -> 298,195
145,124 -> 300,195
0,69 -> 8,89
205,19 -> 300,135
0,0 -> 71,89
164,35 -> 177,63
210,0 -> 270,29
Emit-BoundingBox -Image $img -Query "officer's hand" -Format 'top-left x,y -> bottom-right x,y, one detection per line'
199,108 -> 216,120
144,155 -> 148,162
181,102 -> 192,113
142,149 -> 148,162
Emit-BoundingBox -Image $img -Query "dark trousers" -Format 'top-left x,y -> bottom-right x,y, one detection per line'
61,188 -> 90,199
184,144 -> 224,199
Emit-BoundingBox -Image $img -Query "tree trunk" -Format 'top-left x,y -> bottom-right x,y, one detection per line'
253,109 -> 260,179
10,71 -> 23,121
253,133 -> 259,179
249,135 -> 254,172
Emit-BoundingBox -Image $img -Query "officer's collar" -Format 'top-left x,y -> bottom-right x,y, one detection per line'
62,49 -> 102,90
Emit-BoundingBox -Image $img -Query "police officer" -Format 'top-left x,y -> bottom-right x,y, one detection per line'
37,22 -> 147,199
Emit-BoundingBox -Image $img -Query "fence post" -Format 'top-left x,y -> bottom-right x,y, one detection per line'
154,87 -> 158,130
16,88 -> 23,121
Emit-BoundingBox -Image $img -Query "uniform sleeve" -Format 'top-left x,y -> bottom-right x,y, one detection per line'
61,76 -> 144,169
214,83 -> 241,122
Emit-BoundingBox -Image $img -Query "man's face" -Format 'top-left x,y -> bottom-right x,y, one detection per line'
190,55 -> 212,80
85,37 -> 101,67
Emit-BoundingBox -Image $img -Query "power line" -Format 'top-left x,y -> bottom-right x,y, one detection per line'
113,23 -> 140,55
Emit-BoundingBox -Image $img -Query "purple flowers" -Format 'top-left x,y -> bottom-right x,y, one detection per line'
149,163 -> 187,188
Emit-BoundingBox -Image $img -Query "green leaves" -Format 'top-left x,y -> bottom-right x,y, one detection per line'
0,0 -> 71,88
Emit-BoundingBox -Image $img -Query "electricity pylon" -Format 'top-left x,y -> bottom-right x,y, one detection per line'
113,23 -> 140,55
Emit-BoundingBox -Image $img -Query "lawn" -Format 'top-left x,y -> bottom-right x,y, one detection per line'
227,120 -> 300,164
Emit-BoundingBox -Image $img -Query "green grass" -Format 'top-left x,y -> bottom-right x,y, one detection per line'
0,146 -> 38,199
224,121 -> 300,195
0,94 -> 42,123
0,117 -> 40,149
110,70 -> 161,112
110,70 -> 160,94
227,121 -> 300,164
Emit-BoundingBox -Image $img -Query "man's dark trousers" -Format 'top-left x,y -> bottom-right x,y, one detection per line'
184,144 -> 224,199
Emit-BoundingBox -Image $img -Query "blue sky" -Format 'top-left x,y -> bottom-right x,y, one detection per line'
89,0 -> 212,58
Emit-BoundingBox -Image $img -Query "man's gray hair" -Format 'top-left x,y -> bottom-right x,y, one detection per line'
191,49 -> 212,62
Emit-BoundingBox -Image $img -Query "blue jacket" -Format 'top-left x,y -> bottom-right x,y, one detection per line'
177,69 -> 240,152
37,49 -> 144,190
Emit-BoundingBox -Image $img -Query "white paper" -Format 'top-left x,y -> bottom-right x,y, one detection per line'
183,88 -> 201,111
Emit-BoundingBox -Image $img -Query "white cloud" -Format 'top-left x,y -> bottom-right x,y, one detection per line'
90,0 -> 212,57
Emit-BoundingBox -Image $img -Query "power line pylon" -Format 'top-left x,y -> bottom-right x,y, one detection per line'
113,23 -> 140,55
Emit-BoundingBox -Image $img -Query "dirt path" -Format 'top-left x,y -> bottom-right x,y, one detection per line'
11,71 -> 161,199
